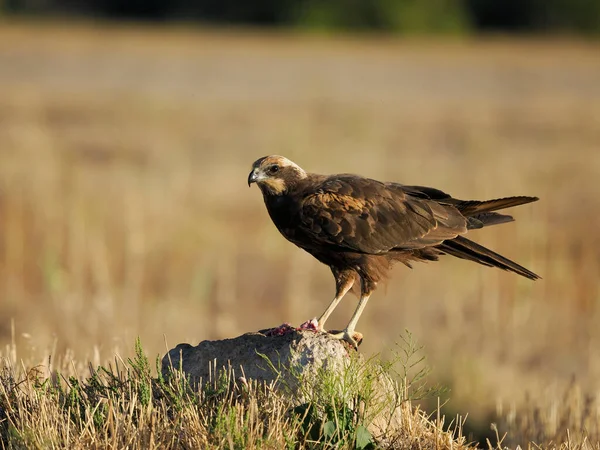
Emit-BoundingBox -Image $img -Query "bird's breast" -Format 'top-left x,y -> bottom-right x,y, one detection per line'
263,195 -> 301,237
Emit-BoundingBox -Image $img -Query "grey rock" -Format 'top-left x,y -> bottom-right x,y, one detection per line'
161,329 -> 351,390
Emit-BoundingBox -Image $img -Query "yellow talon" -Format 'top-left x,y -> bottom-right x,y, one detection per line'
327,329 -> 363,350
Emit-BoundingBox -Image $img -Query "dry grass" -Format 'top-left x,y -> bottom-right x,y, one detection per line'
0,337 -> 474,449
495,380 -> 600,449
0,20 -> 600,447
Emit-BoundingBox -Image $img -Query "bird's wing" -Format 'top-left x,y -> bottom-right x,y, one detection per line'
298,176 -> 468,254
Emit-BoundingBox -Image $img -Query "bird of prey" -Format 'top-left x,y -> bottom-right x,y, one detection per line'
248,155 -> 539,348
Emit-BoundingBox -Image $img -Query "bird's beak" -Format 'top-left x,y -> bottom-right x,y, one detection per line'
248,169 -> 259,187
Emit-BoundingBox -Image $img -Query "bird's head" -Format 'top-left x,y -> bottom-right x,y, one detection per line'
248,155 -> 308,195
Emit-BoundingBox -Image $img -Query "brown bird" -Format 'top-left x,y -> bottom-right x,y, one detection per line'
248,155 -> 539,348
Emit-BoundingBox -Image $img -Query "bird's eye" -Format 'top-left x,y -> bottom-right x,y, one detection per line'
269,165 -> 280,174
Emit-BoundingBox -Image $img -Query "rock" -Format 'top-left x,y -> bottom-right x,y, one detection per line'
161,328 -> 352,391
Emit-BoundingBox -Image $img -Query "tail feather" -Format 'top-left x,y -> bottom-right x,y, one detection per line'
456,196 -> 539,216
467,212 -> 515,229
439,235 -> 540,280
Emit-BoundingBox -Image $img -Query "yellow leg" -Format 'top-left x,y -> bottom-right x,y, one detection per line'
317,278 -> 354,331
329,293 -> 371,349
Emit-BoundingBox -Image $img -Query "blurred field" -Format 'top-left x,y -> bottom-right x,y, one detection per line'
1,21 -> 600,445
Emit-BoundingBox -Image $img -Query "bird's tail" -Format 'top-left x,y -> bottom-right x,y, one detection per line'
456,196 -> 539,216
439,235 -> 540,280
456,196 -> 539,230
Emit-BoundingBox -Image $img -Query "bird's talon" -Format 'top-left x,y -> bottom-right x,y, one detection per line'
327,330 -> 363,350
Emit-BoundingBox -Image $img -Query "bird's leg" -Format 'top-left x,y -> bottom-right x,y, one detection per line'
316,272 -> 354,332
329,278 -> 373,349
328,293 -> 371,349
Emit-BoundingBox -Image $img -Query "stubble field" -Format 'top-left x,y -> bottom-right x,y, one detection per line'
0,21 -> 599,446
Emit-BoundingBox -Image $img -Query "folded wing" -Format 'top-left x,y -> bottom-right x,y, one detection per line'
298,176 -> 468,254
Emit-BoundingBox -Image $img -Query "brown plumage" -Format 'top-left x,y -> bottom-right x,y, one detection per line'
248,155 -> 540,347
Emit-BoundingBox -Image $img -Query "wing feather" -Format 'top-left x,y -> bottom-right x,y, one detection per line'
298,176 -> 468,254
